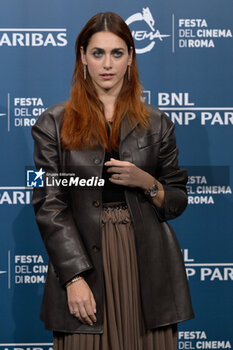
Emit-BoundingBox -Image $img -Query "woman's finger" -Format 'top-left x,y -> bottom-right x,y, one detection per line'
78,302 -> 93,325
84,299 -> 97,323
106,166 -> 124,174
72,308 -> 81,319
107,166 -> 134,175
110,173 -> 124,180
90,293 -> 97,315
104,159 -> 133,167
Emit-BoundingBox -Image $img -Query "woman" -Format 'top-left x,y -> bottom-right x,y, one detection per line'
32,12 -> 194,350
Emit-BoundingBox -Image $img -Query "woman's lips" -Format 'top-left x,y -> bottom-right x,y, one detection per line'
100,74 -> 115,80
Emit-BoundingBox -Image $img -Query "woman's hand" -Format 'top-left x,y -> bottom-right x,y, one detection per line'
66,278 -> 97,326
104,158 -> 156,190
104,158 -> 165,208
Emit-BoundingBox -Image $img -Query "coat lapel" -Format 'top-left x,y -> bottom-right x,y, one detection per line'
120,114 -> 140,143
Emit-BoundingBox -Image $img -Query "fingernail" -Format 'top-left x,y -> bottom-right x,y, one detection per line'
90,323 -> 93,326
94,308 -> 96,313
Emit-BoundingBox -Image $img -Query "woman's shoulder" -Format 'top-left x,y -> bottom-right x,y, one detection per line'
145,103 -> 174,134
31,101 -> 66,137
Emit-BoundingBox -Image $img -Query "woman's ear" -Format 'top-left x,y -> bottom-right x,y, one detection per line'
80,46 -> 87,65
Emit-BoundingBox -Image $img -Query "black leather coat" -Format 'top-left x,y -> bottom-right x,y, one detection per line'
31,102 -> 194,333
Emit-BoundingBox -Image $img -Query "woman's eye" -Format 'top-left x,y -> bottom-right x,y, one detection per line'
93,51 -> 103,58
113,51 -> 123,58
92,50 -> 123,58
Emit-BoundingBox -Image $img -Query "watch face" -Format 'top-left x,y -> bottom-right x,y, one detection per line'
150,184 -> 158,197
150,188 -> 158,197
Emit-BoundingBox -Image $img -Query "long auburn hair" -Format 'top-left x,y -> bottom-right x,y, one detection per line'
61,12 -> 150,151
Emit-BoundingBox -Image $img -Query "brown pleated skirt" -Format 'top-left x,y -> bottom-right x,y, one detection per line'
53,203 -> 177,350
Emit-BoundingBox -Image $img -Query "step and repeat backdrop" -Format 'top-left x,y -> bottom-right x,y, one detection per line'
0,0 -> 232,348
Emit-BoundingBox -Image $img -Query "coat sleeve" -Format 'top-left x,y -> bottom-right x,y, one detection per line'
31,110 -> 93,286
154,112 -> 188,221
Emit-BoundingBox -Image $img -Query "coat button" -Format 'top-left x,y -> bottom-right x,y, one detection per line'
92,245 -> 100,252
93,200 -> 100,207
93,158 -> 101,164
122,151 -> 130,157
121,151 -> 131,160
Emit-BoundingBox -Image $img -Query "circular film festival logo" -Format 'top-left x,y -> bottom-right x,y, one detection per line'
126,7 -> 170,54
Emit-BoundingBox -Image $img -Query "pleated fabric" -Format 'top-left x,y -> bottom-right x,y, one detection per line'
53,203 -> 177,350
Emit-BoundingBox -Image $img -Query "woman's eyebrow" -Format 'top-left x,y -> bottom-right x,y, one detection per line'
91,47 -> 104,51
111,48 -> 125,51
91,47 -> 125,51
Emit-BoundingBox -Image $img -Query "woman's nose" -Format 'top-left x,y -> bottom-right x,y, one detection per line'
103,54 -> 112,70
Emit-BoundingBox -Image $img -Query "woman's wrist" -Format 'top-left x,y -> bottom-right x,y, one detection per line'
149,180 -> 165,208
66,275 -> 84,288
140,172 -> 156,192
142,174 -> 165,209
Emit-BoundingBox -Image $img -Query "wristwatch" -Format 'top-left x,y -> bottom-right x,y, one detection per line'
144,179 -> 159,198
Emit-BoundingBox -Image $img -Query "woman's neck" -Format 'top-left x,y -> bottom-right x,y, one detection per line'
98,92 -> 117,122
94,81 -> 123,122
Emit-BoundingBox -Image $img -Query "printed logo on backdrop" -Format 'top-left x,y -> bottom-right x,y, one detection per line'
0,94 -> 46,131
182,249 -> 233,282
0,186 -> 32,205
179,252 -> 233,347
186,167 -> 232,205
142,90 -> 151,104
0,28 -> 67,47
156,92 -> 233,204
1,252 -> 10,288
157,92 -> 233,126
1,251 -> 48,288
177,18 -> 232,49
125,7 -> 170,54
126,13 -> 233,53
0,345 -> 53,350
178,330 -> 232,349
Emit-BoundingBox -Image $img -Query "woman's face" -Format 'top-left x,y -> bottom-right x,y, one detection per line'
81,31 -> 132,96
